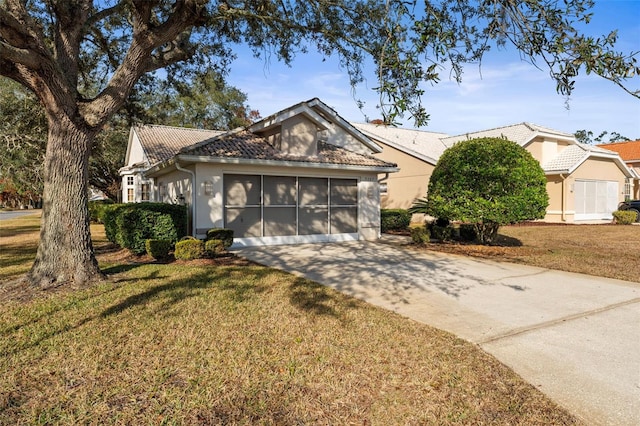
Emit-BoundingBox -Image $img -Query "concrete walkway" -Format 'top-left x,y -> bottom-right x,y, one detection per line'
233,236 -> 640,426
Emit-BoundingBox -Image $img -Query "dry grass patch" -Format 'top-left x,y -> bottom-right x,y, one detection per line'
1,264 -> 579,425
0,219 -> 579,424
0,214 -> 41,281
419,224 -> 640,283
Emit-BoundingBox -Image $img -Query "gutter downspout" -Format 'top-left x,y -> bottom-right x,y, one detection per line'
560,173 -> 567,222
175,161 -> 196,237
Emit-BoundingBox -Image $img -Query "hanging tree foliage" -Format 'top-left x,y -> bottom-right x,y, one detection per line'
0,0 -> 638,288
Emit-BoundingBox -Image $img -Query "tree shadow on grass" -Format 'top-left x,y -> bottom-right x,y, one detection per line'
101,263 -> 148,276
2,266 -> 272,357
100,267 -> 272,318
288,276 -> 360,321
0,223 -> 40,239
493,234 -> 523,247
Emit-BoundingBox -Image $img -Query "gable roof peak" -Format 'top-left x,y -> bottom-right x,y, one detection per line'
249,97 -> 383,153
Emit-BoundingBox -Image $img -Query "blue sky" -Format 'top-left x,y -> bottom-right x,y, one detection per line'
226,0 -> 640,140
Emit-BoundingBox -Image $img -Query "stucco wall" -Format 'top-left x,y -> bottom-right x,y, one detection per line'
372,141 -> 434,210
156,170 -> 192,205
524,138 -> 543,164
525,137 -> 572,166
543,175 -> 571,222
324,126 -> 374,155
281,115 -> 318,156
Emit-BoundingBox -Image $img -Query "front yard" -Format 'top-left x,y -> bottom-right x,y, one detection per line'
0,214 -> 580,424
418,223 -> 640,284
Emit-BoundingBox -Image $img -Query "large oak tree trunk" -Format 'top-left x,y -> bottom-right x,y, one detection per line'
28,116 -> 104,288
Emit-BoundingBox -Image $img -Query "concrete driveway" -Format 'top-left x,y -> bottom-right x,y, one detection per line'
234,236 -> 640,426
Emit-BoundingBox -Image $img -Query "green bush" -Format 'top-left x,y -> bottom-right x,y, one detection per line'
423,137 -> 548,244
612,210 -> 637,225
381,209 -> 411,232
458,224 -> 478,242
206,228 -> 234,248
410,226 -> 430,244
145,239 -> 172,260
205,239 -> 226,257
88,199 -> 115,223
174,239 -> 205,260
103,203 -> 188,254
102,204 -> 122,244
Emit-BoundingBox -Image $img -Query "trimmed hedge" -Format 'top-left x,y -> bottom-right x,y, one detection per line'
205,239 -> 226,257
381,209 -> 411,232
612,210 -> 637,225
175,239 -> 205,260
206,228 -> 234,248
145,239 -> 172,260
88,199 -> 115,223
103,203 -> 188,254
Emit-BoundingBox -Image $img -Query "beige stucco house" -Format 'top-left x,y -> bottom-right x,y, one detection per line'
360,122 -> 634,223
353,123 -> 447,209
119,98 -> 398,247
597,140 -> 640,200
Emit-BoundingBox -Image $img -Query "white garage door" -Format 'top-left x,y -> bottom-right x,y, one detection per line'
574,180 -> 618,221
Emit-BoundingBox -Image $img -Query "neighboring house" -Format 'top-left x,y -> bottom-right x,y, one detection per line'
362,122 -> 635,223
120,126 -> 224,203
597,140 -> 640,200
353,122 -> 448,209
119,98 -> 398,246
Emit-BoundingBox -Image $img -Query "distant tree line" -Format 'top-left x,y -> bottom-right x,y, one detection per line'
574,130 -> 635,145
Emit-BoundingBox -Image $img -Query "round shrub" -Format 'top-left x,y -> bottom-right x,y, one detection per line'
145,239 -> 172,260
174,239 -> 205,260
381,209 -> 411,232
612,210 -> 637,225
205,239 -> 225,257
206,228 -> 234,248
426,137 -> 548,244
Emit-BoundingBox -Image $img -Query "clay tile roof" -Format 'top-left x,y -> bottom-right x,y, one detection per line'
597,140 -> 640,161
180,130 -> 397,168
135,125 -> 225,165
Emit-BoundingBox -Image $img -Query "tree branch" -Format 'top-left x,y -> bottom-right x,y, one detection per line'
84,1 -> 127,29
0,41 -> 43,70
81,0 -> 208,128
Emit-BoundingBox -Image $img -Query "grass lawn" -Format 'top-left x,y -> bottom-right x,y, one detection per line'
0,214 -> 580,424
416,223 -> 640,284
